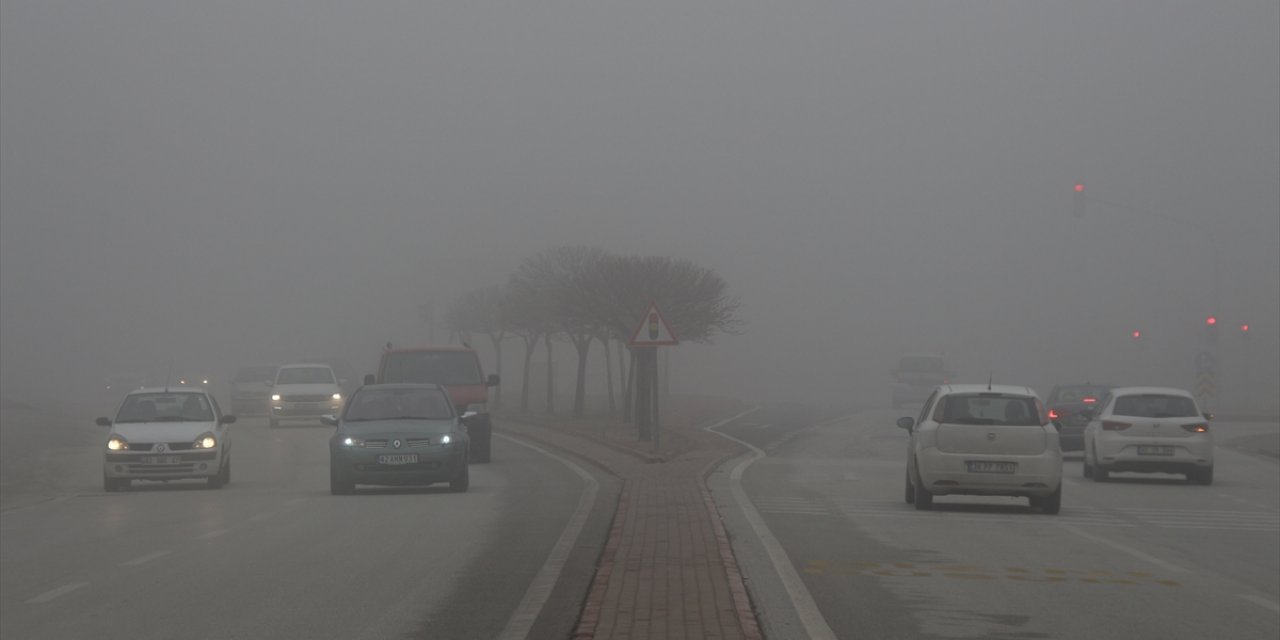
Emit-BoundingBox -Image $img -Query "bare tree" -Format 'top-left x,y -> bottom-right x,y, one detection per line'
444,286 -> 511,406
505,276 -> 555,412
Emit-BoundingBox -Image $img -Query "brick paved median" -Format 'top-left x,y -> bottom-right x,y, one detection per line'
496,402 -> 762,640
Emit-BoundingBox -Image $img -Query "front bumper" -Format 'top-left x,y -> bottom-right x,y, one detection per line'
104,450 -> 223,480
332,448 -> 466,486
917,449 -> 1062,497
272,402 -> 342,419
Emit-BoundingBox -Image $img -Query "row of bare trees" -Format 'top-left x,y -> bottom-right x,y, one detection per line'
439,246 -> 741,419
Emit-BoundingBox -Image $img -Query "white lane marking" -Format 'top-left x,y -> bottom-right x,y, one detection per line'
708,408 -> 839,640
247,512 -> 276,523
756,423 -> 773,430
120,550 -> 171,567
1060,525 -> 1190,573
26,582 -> 89,604
495,433 -> 600,640
197,529 -> 230,540
1240,594 -> 1280,613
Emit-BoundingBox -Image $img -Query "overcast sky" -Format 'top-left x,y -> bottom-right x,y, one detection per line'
2,1 -> 1277,410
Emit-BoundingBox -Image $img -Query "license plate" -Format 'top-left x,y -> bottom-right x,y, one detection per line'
377,454 -> 419,465
141,456 -> 181,464
966,461 -> 1017,474
1137,446 -> 1175,456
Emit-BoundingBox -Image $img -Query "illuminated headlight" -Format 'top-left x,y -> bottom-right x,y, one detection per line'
202,379 -> 209,385
271,394 -> 281,401
341,437 -> 364,447
107,436 -> 128,451
332,393 -> 342,401
193,432 -> 217,449
440,435 -> 452,445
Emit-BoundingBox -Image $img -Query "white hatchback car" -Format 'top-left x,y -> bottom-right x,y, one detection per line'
1082,387 -> 1214,485
899,384 -> 1063,514
269,363 -> 345,428
98,387 -> 235,491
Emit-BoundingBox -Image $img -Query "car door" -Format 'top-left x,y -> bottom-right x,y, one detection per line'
909,389 -> 940,471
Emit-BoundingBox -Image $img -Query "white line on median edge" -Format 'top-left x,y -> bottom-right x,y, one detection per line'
1240,594 -> 1280,613
1059,525 -> 1190,573
119,550 -> 171,567
707,407 -> 840,640
26,582 -> 88,604
495,433 -> 600,640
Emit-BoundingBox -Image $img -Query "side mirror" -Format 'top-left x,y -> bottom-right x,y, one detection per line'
461,410 -> 478,423
363,374 -> 376,386
220,415 -> 237,425
96,417 -> 112,427
320,415 -> 339,427
486,374 -> 500,387
896,416 -> 915,431
1203,412 -> 1213,421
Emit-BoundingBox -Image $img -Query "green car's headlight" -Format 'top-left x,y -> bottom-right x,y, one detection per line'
341,436 -> 364,447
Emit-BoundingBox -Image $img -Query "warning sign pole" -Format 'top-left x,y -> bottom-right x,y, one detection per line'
628,303 -> 679,449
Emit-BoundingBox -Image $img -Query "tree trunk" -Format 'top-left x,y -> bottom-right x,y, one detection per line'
623,347 -> 635,424
602,336 -> 615,416
544,333 -> 555,415
572,334 -> 590,418
520,336 -> 536,412
488,331 -> 504,408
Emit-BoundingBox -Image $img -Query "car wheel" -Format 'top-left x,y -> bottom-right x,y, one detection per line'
220,459 -> 231,485
1190,467 -> 1214,486
450,455 -> 470,493
1033,485 -> 1062,515
912,464 -> 933,511
269,417 -> 279,429
207,468 -> 225,489
1093,465 -> 1109,482
904,470 -> 916,504
1082,456 -> 1094,478
104,474 -> 129,492
330,466 -> 355,495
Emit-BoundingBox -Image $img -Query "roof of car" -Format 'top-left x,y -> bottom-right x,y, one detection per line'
940,384 -> 1037,397
129,387 -> 210,395
357,383 -> 446,391
383,345 -> 475,354
1106,386 -> 1194,398
277,363 -> 334,369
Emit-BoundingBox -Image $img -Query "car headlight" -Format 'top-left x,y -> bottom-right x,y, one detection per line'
440,434 -> 452,445
193,432 -> 217,449
271,394 -> 281,401
332,393 -> 342,401
107,436 -> 128,451
341,436 -> 365,447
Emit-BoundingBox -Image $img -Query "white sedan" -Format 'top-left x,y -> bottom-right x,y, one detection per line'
1082,386 -> 1214,485
98,387 -> 235,491
899,384 -> 1063,514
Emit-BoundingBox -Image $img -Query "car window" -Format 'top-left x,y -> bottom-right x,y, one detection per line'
382,352 -> 483,385
236,366 -> 277,382
276,367 -> 336,385
934,394 -> 1041,426
1112,394 -> 1199,418
917,389 -> 939,425
115,393 -> 214,422
344,388 -> 454,421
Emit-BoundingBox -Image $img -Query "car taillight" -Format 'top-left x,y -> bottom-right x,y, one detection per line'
1082,397 -> 1097,404
1048,409 -> 1061,420
1101,420 -> 1132,431
1181,423 -> 1209,433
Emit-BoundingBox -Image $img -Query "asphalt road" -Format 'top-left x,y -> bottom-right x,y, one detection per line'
0,408 -> 618,640
709,406 -> 1280,640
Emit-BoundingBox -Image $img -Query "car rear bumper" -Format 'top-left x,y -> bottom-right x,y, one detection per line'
1095,437 -> 1213,472
917,450 -> 1062,497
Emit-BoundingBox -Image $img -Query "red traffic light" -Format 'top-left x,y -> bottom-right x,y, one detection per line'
1240,324 -> 1249,332
1206,316 -> 1218,326
1132,330 -> 1142,339
1074,183 -> 1085,193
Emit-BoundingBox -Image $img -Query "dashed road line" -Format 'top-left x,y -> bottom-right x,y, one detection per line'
120,550 -> 171,566
1060,525 -> 1190,573
1240,594 -> 1280,613
197,529 -> 230,540
26,582 -> 89,604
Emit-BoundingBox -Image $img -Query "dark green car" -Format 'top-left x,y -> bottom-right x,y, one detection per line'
326,384 -> 471,494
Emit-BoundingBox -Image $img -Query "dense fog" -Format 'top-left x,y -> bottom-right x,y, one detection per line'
3,1 -> 1277,414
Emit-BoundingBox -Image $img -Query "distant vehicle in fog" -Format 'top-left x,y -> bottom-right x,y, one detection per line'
368,345 -> 499,463
899,384 -> 1062,514
269,363 -> 345,428
326,384 -> 471,494
229,364 -> 279,416
97,387 -> 235,491
891,353 -> 953,408
1082,387 -> 1214,485
1045,383 -> 1114,452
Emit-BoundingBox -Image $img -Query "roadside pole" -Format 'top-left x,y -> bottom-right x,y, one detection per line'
627,302 -> 679,449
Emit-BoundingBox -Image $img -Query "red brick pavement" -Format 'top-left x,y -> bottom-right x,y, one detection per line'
496,412 -> 762,640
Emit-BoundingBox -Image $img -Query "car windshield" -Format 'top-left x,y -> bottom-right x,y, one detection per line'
935,394 -> 1043,426
382,352 -> 482,385
899,357 -> 946,373
235,366 -> 277,382
115,393 -> 213,423
1048,385 -> 1110,404
275,367 -> 335,385
344,388 -> 453,422
1113,394 -> 1199,418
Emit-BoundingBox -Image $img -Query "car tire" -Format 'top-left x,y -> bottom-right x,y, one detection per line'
1190,467 -> 1214,486
330,466 -> 355,495
912,463 -> 933,511
1082,457 -> 1094,478
220,459 -> 231,486
269,417 -> 279,429
1093,465 -> 1109,482
904,470 -> 916,504
469,418 -> 492,464
1033,485 -> 1062,515
450,455 -> 470,493
207,468 -> 225,489
103,475 -> 129,492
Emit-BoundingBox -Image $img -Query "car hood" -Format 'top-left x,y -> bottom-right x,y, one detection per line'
111,421 -> 218,442
273,383 -> 340,395
337,418 -> 459,437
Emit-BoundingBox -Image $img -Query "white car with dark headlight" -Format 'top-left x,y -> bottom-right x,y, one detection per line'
899,384 -> 1063,514
97,387 -> 235,491
1082,386 -> 1214,485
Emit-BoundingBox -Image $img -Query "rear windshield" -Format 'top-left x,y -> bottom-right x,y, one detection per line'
934,394 -> 1043,426
344,387 -> 454,421
899,357 -> 946,373
1047,385 -> 1109,404
235,366 -> 277,382
116,392 -> 214,423
382,352 -> 482,385
276,367 -> 335,385
1113,394 -> 1199,418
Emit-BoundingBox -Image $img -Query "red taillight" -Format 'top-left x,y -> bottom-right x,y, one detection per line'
1101,420 -> 1132,431
1082,397 -> 1097,404
1048,409 -> 1061,420
1181,423 -> 1209,433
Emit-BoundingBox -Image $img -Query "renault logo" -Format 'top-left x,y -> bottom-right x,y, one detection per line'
155,443 -> 167,453
393,439 -> 402,449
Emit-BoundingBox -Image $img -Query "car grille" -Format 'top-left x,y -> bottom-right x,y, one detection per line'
107,452 -> 216,462
407,438 -> 432,448
283,394 -> 332,402
128,442 -> 196,452
127,463 -> 198,474
364,440 -> 388,448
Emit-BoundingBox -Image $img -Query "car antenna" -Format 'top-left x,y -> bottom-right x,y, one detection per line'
164,360 -> 173,393
987,372 -> 993,391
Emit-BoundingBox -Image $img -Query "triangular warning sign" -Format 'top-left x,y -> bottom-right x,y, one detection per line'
628,302 -> 679,347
